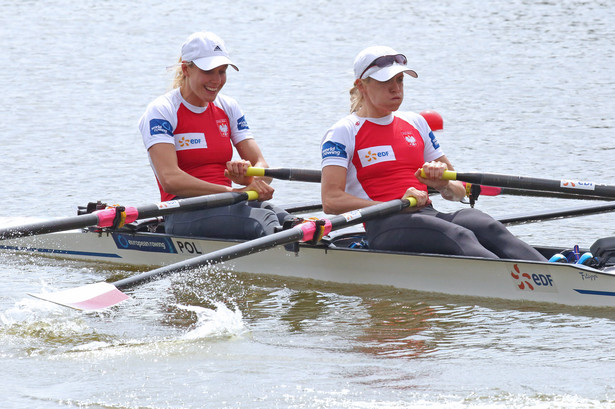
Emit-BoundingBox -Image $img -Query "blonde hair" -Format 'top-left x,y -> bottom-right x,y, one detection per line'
349,79 -> 367,113
170,59 -> 194,89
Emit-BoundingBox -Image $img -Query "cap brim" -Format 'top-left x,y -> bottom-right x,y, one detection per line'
192,56 -> 239,71
368,64 -> 417,82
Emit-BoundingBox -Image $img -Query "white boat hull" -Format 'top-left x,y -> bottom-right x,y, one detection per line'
2,229 -> 615,307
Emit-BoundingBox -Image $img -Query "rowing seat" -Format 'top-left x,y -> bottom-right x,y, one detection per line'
590,237 -> 615,268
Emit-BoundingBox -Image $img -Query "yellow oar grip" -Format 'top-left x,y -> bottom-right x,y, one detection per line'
407,197 -> 417,207
419,168 -> 457,180
245,167 -> 265,177
245,190 -> 259,201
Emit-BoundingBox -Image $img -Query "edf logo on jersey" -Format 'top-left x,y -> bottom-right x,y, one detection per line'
358,145 -> 396,167
174,133 -> 208,150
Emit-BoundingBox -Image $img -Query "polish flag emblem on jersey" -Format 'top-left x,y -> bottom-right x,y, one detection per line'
217,119 -> 230,138
402,131 -> 418,147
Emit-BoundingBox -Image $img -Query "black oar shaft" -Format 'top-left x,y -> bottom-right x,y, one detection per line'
498,187 -> 613,201
252,167 -> 615,201
499,202 -> 615,225
455,172 -> 615,199
284,202 -> 323,213
269,168 -> 321,182
0,191 -> 253,240
134,192 -> 250,219
246,167 -> 322,183
0,214 -> 101,240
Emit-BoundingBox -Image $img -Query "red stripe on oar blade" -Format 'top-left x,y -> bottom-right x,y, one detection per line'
29,282 -> 130,311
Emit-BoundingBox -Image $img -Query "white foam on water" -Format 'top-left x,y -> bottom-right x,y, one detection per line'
177,302 -> 248,340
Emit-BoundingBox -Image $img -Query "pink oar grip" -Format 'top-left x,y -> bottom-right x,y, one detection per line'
299,219 -> 333,242
94,206 -> 139,227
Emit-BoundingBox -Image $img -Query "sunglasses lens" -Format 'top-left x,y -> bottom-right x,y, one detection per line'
361,54 -> 407,78
375,54 -> 406,69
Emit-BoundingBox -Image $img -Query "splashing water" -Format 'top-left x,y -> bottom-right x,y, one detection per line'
178,302 -> 248,340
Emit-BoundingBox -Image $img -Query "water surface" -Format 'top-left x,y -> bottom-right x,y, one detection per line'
1,0 -> 615,408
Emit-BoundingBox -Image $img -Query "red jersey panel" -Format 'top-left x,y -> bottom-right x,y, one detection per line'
351,117 -> 427,201
174,102 -> 233,188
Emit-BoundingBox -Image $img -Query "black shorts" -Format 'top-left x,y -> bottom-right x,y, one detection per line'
365,206 -> 545,261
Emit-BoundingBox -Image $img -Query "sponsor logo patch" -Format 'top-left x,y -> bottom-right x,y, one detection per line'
175,133 -> 207,150
560,180 -> 596,191
156,200 -> 180,210
112,233 -> 177,254
510,264 -> 557,292
237,115 -> 249,131
358,145 -> 396,167
149,119 -> 173,137
428,131 -> 440,149
322,141 -> 348,159
341,210 -> 362,222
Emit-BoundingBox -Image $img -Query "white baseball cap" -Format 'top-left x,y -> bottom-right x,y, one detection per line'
181,32 -> 238,71
354,46 -> 417,81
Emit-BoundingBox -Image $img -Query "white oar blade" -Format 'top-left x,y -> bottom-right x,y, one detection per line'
28,282 -> 130,311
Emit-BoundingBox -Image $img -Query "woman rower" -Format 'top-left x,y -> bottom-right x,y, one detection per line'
139,31 -> 288,239
320,45 -> 546,260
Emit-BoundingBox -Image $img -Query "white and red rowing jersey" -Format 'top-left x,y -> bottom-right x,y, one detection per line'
320,111 -> 444,202
139,88 -> 253,201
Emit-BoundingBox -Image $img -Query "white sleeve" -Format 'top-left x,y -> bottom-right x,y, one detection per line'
320,116 -> 356,169
214,94 -> 254,146
138,93 -> 177,150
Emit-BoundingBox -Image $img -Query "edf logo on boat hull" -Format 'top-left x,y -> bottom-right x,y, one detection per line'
510,264 -> 557,292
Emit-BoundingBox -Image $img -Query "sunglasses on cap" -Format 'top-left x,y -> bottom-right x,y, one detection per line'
360,54 -> 408,79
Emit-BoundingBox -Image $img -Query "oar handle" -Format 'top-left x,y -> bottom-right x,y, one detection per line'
405,197 -> 418,207
443,170 -> 457,180
419,168 -> 457,180
244,191 -> 259,201
245,167 -> 266,177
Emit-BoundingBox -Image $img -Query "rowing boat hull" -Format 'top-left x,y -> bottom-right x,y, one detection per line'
2,229 -> 615,307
